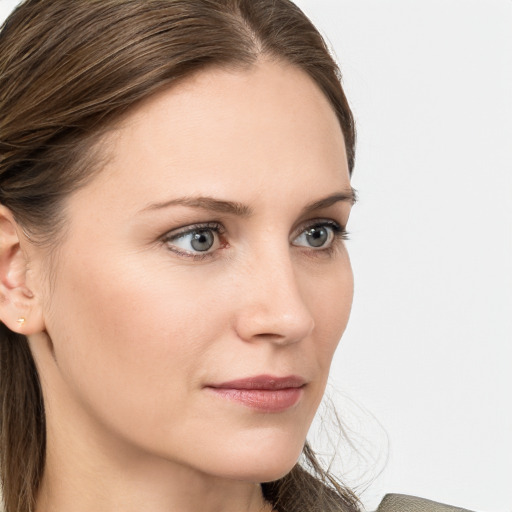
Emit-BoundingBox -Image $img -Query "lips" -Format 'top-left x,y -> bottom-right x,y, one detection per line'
206,375 -> 306,412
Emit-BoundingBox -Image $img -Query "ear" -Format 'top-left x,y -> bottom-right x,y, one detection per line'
0,205 -> 45,335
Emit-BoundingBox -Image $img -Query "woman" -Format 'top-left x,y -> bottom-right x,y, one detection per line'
0,2 -> 475,512
0,1 -> 357,511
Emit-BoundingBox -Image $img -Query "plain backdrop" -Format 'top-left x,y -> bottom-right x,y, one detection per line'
293,2 -> 512,512
1,1 -> 511,512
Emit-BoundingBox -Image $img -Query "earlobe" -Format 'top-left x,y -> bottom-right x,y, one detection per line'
0,206 -> 45,335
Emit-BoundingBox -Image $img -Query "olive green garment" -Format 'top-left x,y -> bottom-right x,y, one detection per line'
376,494 -> 476,512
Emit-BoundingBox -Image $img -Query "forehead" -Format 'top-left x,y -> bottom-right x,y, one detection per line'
74,59 -> 350,213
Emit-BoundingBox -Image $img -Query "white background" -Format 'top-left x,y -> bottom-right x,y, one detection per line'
1,1 -> 511,511
293,2 -> 512,512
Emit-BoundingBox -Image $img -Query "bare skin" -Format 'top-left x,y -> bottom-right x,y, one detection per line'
0,59 -> 354,512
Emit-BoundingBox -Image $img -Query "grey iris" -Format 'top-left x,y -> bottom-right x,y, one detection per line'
306,226 -> 328,247
191,230 -> 215,251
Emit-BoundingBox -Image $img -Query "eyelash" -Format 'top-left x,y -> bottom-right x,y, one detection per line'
161,220 -> 349,261
162,222 -> 226,261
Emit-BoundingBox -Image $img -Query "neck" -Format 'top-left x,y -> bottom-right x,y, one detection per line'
38,429 -> 272,512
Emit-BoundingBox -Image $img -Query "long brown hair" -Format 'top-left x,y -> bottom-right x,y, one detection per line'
0,1 -> 358,511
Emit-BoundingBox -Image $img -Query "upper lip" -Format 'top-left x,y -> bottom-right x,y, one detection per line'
208,375 -> 306,390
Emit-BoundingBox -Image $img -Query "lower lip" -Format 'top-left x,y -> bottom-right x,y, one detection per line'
207,387 -> 303,412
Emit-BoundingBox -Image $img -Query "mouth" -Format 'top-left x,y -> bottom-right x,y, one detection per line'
205,375 -> 306,413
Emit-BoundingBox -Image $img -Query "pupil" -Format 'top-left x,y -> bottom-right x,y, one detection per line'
306,227 -> 328,247
191,230 -> 214,251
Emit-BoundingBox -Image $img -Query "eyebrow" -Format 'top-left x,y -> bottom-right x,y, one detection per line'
302,187 -> 358,214
139,187 -> 357,216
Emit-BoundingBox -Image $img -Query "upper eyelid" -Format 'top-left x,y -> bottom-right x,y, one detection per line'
163,218 -> 344,239
291,218 -> 344,236
163,217 -> 346,236
162,222 -> 224,240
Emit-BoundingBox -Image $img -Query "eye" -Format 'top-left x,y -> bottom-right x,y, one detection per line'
292,221 -> 345,249
163,223 -> 223,257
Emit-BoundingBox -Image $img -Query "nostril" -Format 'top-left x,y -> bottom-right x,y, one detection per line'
253,332 -> 288,344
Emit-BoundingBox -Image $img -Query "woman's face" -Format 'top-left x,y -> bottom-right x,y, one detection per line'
32,60 -> 354,483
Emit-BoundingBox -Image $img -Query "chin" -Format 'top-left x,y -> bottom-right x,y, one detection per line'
220,458 -> 301,484
203,433 -> 306,483
257,460 -> 301,484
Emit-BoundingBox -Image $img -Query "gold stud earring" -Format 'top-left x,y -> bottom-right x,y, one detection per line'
17,317 -> 26,327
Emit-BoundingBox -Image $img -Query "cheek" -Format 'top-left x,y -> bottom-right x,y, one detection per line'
43,251 -> 233,436
304,254 -> 354,359
288,253 -> 354,418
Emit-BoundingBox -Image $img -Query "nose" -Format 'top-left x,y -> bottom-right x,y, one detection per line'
233,248 -> 315,346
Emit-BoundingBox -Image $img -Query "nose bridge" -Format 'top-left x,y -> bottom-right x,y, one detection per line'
234,240 -> 315,344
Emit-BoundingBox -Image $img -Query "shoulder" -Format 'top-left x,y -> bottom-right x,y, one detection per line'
376,494 -> 476,512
